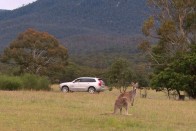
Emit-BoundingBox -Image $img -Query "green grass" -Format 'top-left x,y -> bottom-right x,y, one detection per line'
0,85 -> 195,131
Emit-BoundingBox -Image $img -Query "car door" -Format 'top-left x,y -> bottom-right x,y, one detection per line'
77,78 -> 89,91
71,78 -> 87,91
71,79 -> 81,91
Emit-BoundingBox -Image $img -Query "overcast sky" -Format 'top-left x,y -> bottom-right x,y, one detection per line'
0,0 -> 37,10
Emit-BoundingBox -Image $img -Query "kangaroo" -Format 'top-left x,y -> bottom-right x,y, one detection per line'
113,82 -> 138,115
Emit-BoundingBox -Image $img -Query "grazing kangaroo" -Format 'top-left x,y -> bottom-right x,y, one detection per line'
113,82 -> 139,115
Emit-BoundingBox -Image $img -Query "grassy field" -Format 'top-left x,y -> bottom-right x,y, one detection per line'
0,85 -> 195,131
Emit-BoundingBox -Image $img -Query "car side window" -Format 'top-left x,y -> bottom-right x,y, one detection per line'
80,79 -> 87,82
88,79 -> 96,82
85,79 -> 96,82
78,78 -> 96,82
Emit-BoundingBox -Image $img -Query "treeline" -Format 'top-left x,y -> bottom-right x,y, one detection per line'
0,59 -> 149,91
64,35 -> 143,68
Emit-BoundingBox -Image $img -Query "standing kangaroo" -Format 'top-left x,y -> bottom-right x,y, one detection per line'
113,82 -> 139,115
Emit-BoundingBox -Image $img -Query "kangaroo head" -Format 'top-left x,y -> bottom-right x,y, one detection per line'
131,82 -> 139,90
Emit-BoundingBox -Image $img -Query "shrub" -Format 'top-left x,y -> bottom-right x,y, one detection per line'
0,74 -> 51,91
21,74 -> 50,91
0,75 -> 23,90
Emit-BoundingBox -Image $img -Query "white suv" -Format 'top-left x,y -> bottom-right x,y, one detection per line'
59,77 -> 105,93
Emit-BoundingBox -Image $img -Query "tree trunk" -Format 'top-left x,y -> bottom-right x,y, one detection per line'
177,90 -> 185,100
166,88 -> 170,99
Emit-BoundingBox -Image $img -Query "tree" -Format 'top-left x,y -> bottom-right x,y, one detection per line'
140,0 -> 196,98
107,58 -> 133,93
0,28 -> 68,79
151,46 -> 196,98
170,45 -> 196,98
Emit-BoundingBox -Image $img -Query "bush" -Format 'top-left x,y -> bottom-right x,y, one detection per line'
0,74 -> 51,91
0,75 -> 23,90
21,74 -> 51,91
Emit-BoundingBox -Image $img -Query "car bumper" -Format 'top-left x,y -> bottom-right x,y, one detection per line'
96,87 -> 105,92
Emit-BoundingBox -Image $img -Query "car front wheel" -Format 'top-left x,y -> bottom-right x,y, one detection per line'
61,86 -> 69,93
88,87 -> 96,94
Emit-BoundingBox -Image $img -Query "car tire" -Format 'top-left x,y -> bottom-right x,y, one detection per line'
88,87 -> 96,94
61,86 -> 69,93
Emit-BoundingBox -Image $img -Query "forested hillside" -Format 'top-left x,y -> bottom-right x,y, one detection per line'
0,0 -> 148,67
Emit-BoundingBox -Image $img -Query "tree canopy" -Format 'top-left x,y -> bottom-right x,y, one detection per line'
1,28 -> 68,78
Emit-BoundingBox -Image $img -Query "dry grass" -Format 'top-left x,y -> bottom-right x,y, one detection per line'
0,85 -> 195,131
